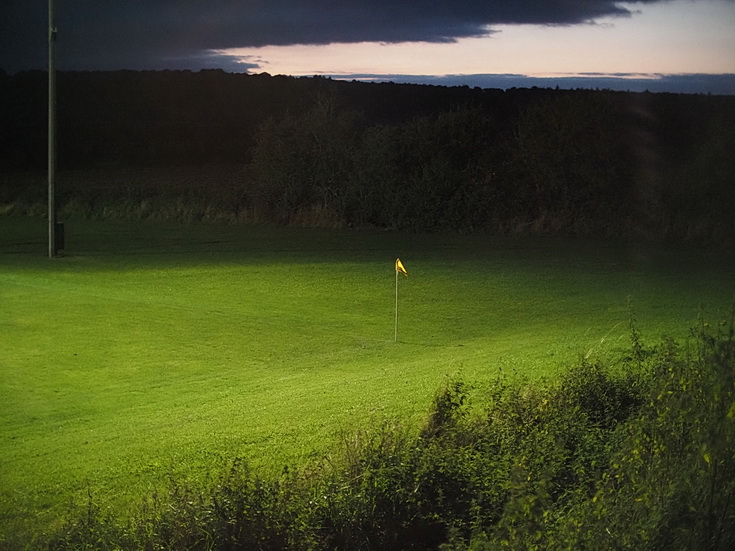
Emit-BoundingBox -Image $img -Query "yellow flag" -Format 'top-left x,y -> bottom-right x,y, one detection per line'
395,258 -> 408,276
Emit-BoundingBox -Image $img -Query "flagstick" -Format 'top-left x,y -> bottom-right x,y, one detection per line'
395,268 -> 399,343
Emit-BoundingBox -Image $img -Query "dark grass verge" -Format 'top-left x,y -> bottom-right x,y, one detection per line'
13,314 -> 735,551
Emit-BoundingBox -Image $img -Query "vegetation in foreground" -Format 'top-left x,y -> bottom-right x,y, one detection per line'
26,315 -> 734,551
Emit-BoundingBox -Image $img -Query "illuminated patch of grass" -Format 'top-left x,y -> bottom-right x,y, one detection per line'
1,216 -> 733,540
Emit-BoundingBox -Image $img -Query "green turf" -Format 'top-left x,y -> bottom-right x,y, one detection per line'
1,216 -> 734,537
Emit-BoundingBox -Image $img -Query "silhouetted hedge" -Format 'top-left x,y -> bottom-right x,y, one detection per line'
2,71 -> 735,241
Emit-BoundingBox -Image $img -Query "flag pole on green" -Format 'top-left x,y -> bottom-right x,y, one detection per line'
395,258 -> 408,342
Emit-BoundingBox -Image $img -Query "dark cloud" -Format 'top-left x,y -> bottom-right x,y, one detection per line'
2,0 -> 662,73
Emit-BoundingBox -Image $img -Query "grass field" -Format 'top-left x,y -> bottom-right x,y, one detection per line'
1,216 -> 734,539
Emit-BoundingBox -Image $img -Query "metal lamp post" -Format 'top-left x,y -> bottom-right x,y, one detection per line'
48,0 -> 57,257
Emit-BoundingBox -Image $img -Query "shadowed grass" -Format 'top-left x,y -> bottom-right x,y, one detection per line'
1,216 -> 734,541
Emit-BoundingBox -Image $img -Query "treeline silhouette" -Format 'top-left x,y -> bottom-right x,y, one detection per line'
2,69 -> 734,241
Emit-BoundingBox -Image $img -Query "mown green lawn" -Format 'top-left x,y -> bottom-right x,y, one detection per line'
1,216 -> 733,538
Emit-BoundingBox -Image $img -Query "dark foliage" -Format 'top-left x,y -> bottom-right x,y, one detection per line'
2,71 -> 735,241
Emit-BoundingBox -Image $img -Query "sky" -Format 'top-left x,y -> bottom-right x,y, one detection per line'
1,0 -> 734,94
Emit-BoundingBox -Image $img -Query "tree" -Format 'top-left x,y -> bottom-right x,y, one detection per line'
508,92 -> 632,232
249,96 -> 361,223
349,105 -> 500,230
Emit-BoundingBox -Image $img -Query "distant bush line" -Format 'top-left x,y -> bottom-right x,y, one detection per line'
19,314 -> 732,550
2,71 -> 735,242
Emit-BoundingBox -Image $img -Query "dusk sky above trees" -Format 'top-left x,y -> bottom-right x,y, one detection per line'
2,0 -> 734,94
